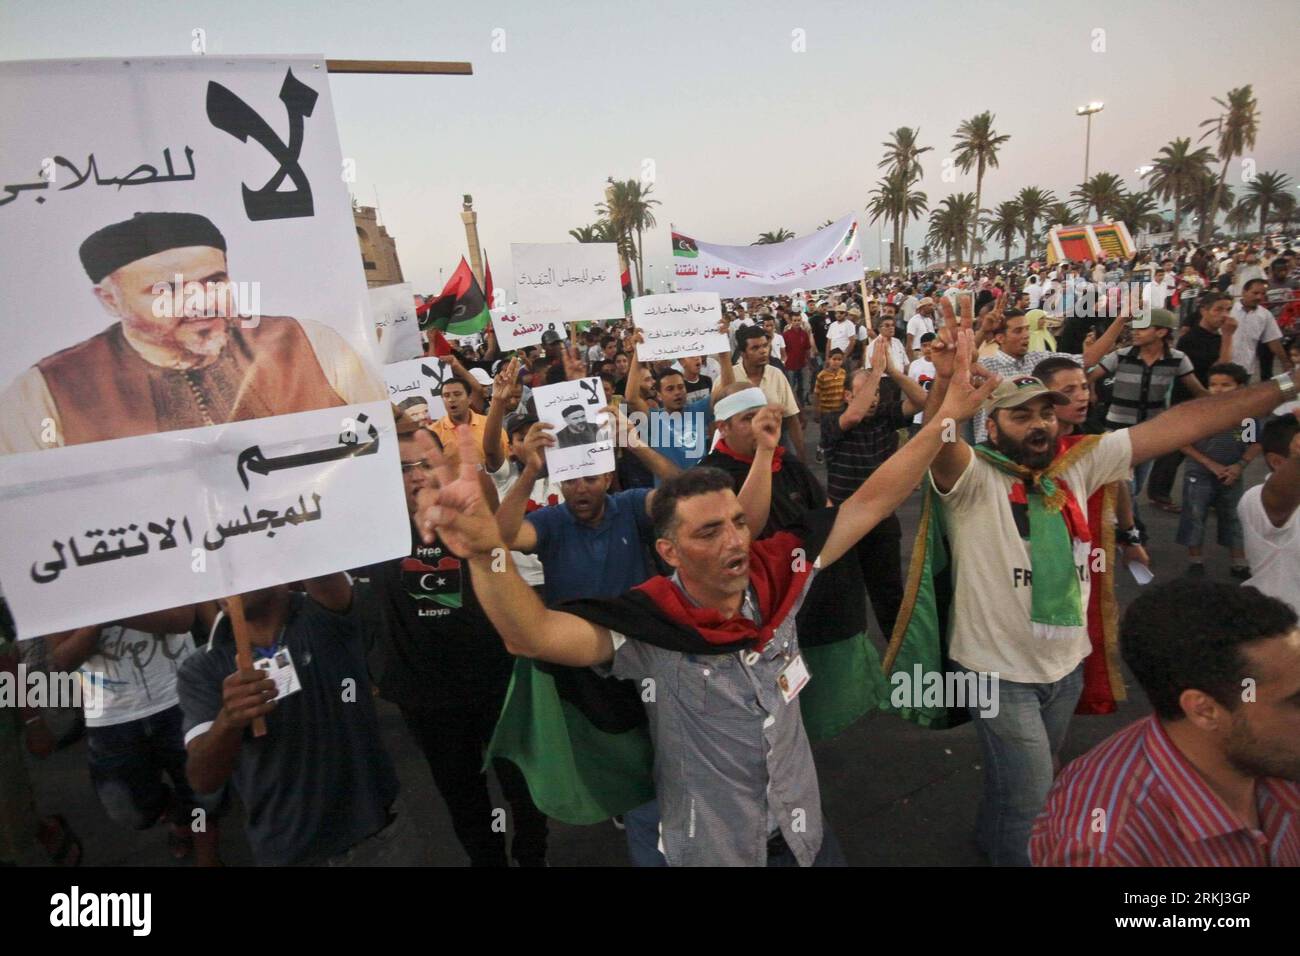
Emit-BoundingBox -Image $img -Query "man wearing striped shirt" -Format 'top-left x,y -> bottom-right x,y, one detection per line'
1031,580 -> 1300,866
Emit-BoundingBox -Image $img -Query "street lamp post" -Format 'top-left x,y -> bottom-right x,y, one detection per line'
1076,102 -> 1104,182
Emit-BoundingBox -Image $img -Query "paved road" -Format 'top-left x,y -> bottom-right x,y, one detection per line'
25,432 -> 1263,866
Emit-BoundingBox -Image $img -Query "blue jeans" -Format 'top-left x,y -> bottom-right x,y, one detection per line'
624,799 -> 667,867
1129,457 -> 1155,523
964,663 -> 1084,867
1176,470 -> 1245,550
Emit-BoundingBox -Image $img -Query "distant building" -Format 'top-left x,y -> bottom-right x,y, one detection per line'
354,204 -> 404,288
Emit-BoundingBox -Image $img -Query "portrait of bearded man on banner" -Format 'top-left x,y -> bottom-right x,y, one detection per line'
0,211 -> 384,454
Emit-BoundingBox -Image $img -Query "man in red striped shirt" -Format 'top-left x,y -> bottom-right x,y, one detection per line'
1031,580 -> 1300,866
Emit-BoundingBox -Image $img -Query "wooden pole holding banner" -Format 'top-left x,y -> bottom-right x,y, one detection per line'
225,595 -> 268,738
207,58 -> 474,739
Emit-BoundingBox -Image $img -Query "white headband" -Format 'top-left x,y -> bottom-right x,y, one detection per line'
714,387 -> 768,422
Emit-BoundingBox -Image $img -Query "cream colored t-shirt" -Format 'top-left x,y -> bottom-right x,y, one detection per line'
732,362 -> 800,418
934,429 -> 1132,684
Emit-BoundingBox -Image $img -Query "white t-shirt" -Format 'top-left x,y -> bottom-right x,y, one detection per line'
908,358 -> 937,424
490,461 -> 565,586
827,318 -> 856,353
79,627 -> 196,727
900,295 -> 920,322
768,331 -> 786,362
1229,303 -> 1283,378
906,313 -> 935,352
935,430 -> 1133,683
1237,481 -> 1300,613
864,336 -> 910,374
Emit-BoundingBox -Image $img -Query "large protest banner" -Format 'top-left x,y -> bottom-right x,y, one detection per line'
0,56 -> 409,639
631,292 -> 726,361
671,212 -> 863,295
369,282 -> 423,364
511,242 -> 624,327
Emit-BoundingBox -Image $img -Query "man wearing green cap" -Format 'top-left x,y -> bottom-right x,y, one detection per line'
0,211 -> 383,454
1088,307 -> 1207,516
914,309 -> 1300,866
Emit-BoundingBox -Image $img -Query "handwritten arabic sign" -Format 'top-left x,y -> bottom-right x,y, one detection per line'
0,57 -> 408,638
672,212 -> 863,295
384,358 -> 449,424
632,292 -> 727,361
370,282 -> 423,364
532,376 -> 614,481
511,242 -> 625,326
489,305 -> 545,350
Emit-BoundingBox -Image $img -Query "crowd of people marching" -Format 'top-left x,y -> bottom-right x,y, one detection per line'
3,236 -> 1299,868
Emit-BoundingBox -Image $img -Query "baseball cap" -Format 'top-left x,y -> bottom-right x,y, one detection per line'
469,367 -> 493,386
541,329 -> 562,345
981,375 -> 1069,414
504,412 -> 538,439
918,296 -> 935,306
1130,307 -> 1178,331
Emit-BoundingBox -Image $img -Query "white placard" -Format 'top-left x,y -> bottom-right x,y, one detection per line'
384,358 -> 449,424
0,56 -> 408,638
369,282 -> 423,364
511,242 -> 624,326
490,305 -> 545,350
632,292 -> 727,361
532,377 -> 614,481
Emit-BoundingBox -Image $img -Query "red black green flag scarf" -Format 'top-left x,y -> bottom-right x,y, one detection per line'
485,508 -> 873,823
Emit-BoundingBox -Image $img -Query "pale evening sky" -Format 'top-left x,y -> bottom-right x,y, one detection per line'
3,0 -> 1297,295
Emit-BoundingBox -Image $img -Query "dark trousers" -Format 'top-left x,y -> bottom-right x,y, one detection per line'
1147,449 -> 1183,502
855,512 -> 904,642
400,703 -> 548,867
86,705 -> 219,830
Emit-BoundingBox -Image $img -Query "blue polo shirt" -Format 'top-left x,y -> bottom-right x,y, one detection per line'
526,488 -> 654,604
648,394 -> 713,481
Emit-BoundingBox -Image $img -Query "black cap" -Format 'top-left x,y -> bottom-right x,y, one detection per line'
504,412 -> 537,438
79,212 -> 227,283
541,329 -> 563,345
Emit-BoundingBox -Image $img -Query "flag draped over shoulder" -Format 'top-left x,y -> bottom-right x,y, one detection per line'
880,482 -> 969,729
485,509 -> 873,823
417,257 -> 490,336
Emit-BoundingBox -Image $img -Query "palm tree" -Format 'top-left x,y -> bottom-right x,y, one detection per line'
1070,172 -> 1126,221
878,127 -> 932,270
952,112 -> 1010,265
866,169 -> 927,271
753,228 -> 796,245
1111,191 -> 1164,237
941,193 -> 978,265
1186,170 -> 1235,238
1015,186 -> 1056,258
918,244 -> 933,266
598,179 -> 639,291
1225,202 -> 1254,237
1046,201 -> 1080,227
1146,138 -> 1215,242
983,199 -> 1022,263
1237,170 -> 1296,236
1197,85 -> 1260,244
568,223 -> 603,243
624,179 -> 660,296
816,218 -> 835,230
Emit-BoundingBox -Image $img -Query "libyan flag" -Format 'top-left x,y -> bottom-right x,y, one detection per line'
417,257 -> 489,336
671,231 -> 698,257
485,509 -> 879,824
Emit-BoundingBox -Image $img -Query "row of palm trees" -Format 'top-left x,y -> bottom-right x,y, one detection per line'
865,85 -> 1295,270
570,87 -> 1293,282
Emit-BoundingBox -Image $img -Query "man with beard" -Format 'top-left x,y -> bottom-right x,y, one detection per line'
0,212 -> 382,454
921,309 -> 1300,866
1030,581 -> 1300,866
414,337 -> 998,865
